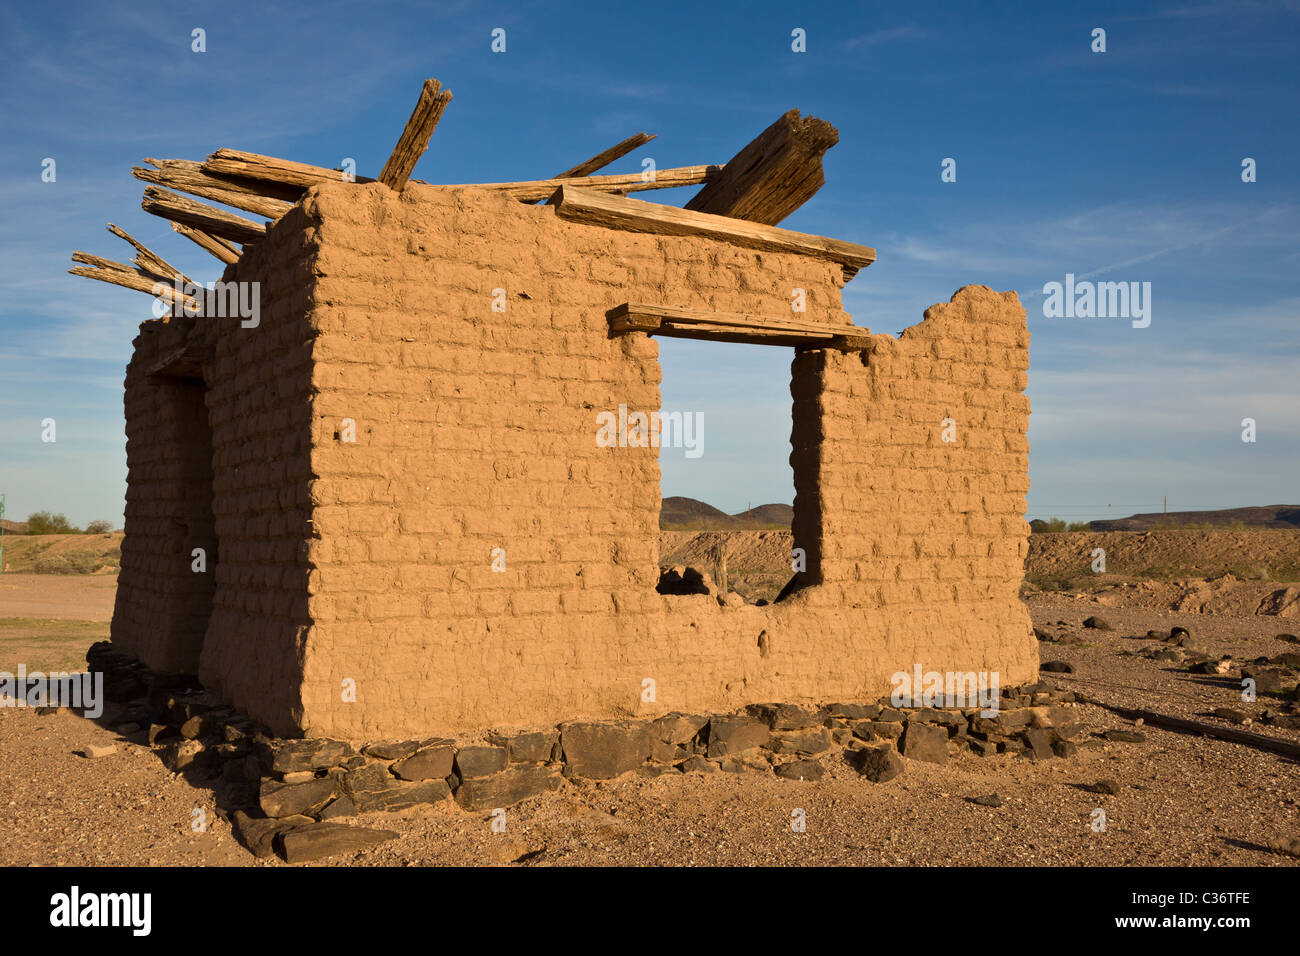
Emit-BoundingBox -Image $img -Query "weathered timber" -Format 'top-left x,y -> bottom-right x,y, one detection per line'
141,186 -> 268,245
607,303 -> 871,350
550,187 -> 875,280
144,158 -> 303,203
555,132 -> 656,179
107,224 -> 192,286
134,163 -> 293,219
1078,694 -> 1300,760
204,149 -> 374,189
171,222 -> 241,265
463,165 -> 720,203
378,78 -> 454,191
69,256 -> 196,308
685,109 -> 838,225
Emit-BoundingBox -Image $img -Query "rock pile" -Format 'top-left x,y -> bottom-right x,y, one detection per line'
85,641 -> 1086,862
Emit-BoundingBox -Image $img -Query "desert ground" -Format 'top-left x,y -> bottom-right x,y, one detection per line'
0,530 -> 1297,867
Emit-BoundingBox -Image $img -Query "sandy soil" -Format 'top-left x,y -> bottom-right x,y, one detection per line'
0,573 -> 117,621
1,593 -> 1297,867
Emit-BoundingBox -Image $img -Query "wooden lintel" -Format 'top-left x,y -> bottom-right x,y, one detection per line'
551,187 -> 875,281
607,303 -> 870,350
378,78 -> 454,191
145,344 -> 214,378
685,109 -> 839,225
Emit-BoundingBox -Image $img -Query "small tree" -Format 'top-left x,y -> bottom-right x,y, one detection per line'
25,511 -> 80,535
84,519 -> 114,534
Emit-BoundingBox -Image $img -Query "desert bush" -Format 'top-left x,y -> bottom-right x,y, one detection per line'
1030,517 -> 1091,533
83,519 -> 114,534
25,511 -> 80,535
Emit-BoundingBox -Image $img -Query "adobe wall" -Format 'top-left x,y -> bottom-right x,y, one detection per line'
283,182 -> 1036,740
114,206 -> 321,721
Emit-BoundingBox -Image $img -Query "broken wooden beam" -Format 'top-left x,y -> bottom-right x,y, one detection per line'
685,109 -> 838,225
170,222 -> 241,265
607,303 -> 871,350
107,224 -> 192,287
378,78 -> 454,191
203,149 -> 373,190
69,254 -> 197,309
144,158 -> 303,203
1077,694 -> 1300,761
141,186 -> 268,245
555,132 -> 656,179
459,165 -> 720,203
550,187 -> 875,280
133,162 -> 294,219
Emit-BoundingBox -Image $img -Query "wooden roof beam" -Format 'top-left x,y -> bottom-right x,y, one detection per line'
378,78 -> 454,191
607,302 -> 870,350
685,109 -> 838,225
548,186 -> 875,281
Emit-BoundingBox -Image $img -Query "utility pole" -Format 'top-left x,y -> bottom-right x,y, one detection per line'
0,493 -> 6,575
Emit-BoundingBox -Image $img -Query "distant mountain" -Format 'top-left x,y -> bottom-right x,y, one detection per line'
661,497 -> 792,530
1088,505 -> 1300,531
1,519 -> 27,534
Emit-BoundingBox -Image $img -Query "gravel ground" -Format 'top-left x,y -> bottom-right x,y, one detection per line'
1,594 -> 1297,867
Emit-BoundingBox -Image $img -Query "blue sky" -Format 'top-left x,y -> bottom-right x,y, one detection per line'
1,0 -> 1297,527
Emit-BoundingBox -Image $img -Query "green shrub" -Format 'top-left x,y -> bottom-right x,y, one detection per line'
25,511 -> 80,535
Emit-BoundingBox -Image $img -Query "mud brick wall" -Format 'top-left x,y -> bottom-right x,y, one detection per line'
113,180 -> 1037,739
114,208 -> 319,726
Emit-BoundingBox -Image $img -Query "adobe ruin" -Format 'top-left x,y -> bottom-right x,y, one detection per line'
73,79 -> 1037,742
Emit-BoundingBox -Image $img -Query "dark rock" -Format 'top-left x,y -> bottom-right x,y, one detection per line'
344,763 -> 450,811
148,723 -> 178,746
454,765 -> 562,810
1085,779 -> 1122,795
774,759 -> 824,781
768,729 -> 831,756
560,721 -> 653,778
159,739 -> 209,773
852,746 -> 903,783
1082,616 -> 1111,630
877,707 -> 906,723
636,764 -> 678,778
230,811 -> 313,858
1270,652 -> 1300,670
717,754 -> 770,774
1170,626 -> 1191,642
649,739 -> 690,763
263,738 -> 352,774
1276,633 -> 1300,645
650,713 -> 709,745
900,723 -> 948,764
745,703 -> 823,730
1033,627 -> 1055,642
259,776 -> 338,818
454,745 -> 508,779
1103,729 -> 1147,743
971,709 -> 1033,736
318,795 -> 357,820
825,702 -> 879,720
850,721 -> 878,741
997,737 -> 1027,755
678,755 -> 719,774
486,731 -> 557,763
705,716 -> 770,757
1052,739 -> 1078,758
970,793 -> 1002,807
968,738 -> 997,757
361,739 -> 422,761
1041,661 -> 1074,674
276,823 -> 397,863
391,742 -> 455,781
1022,728 -> 1055,760
862,720 -> 903,739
